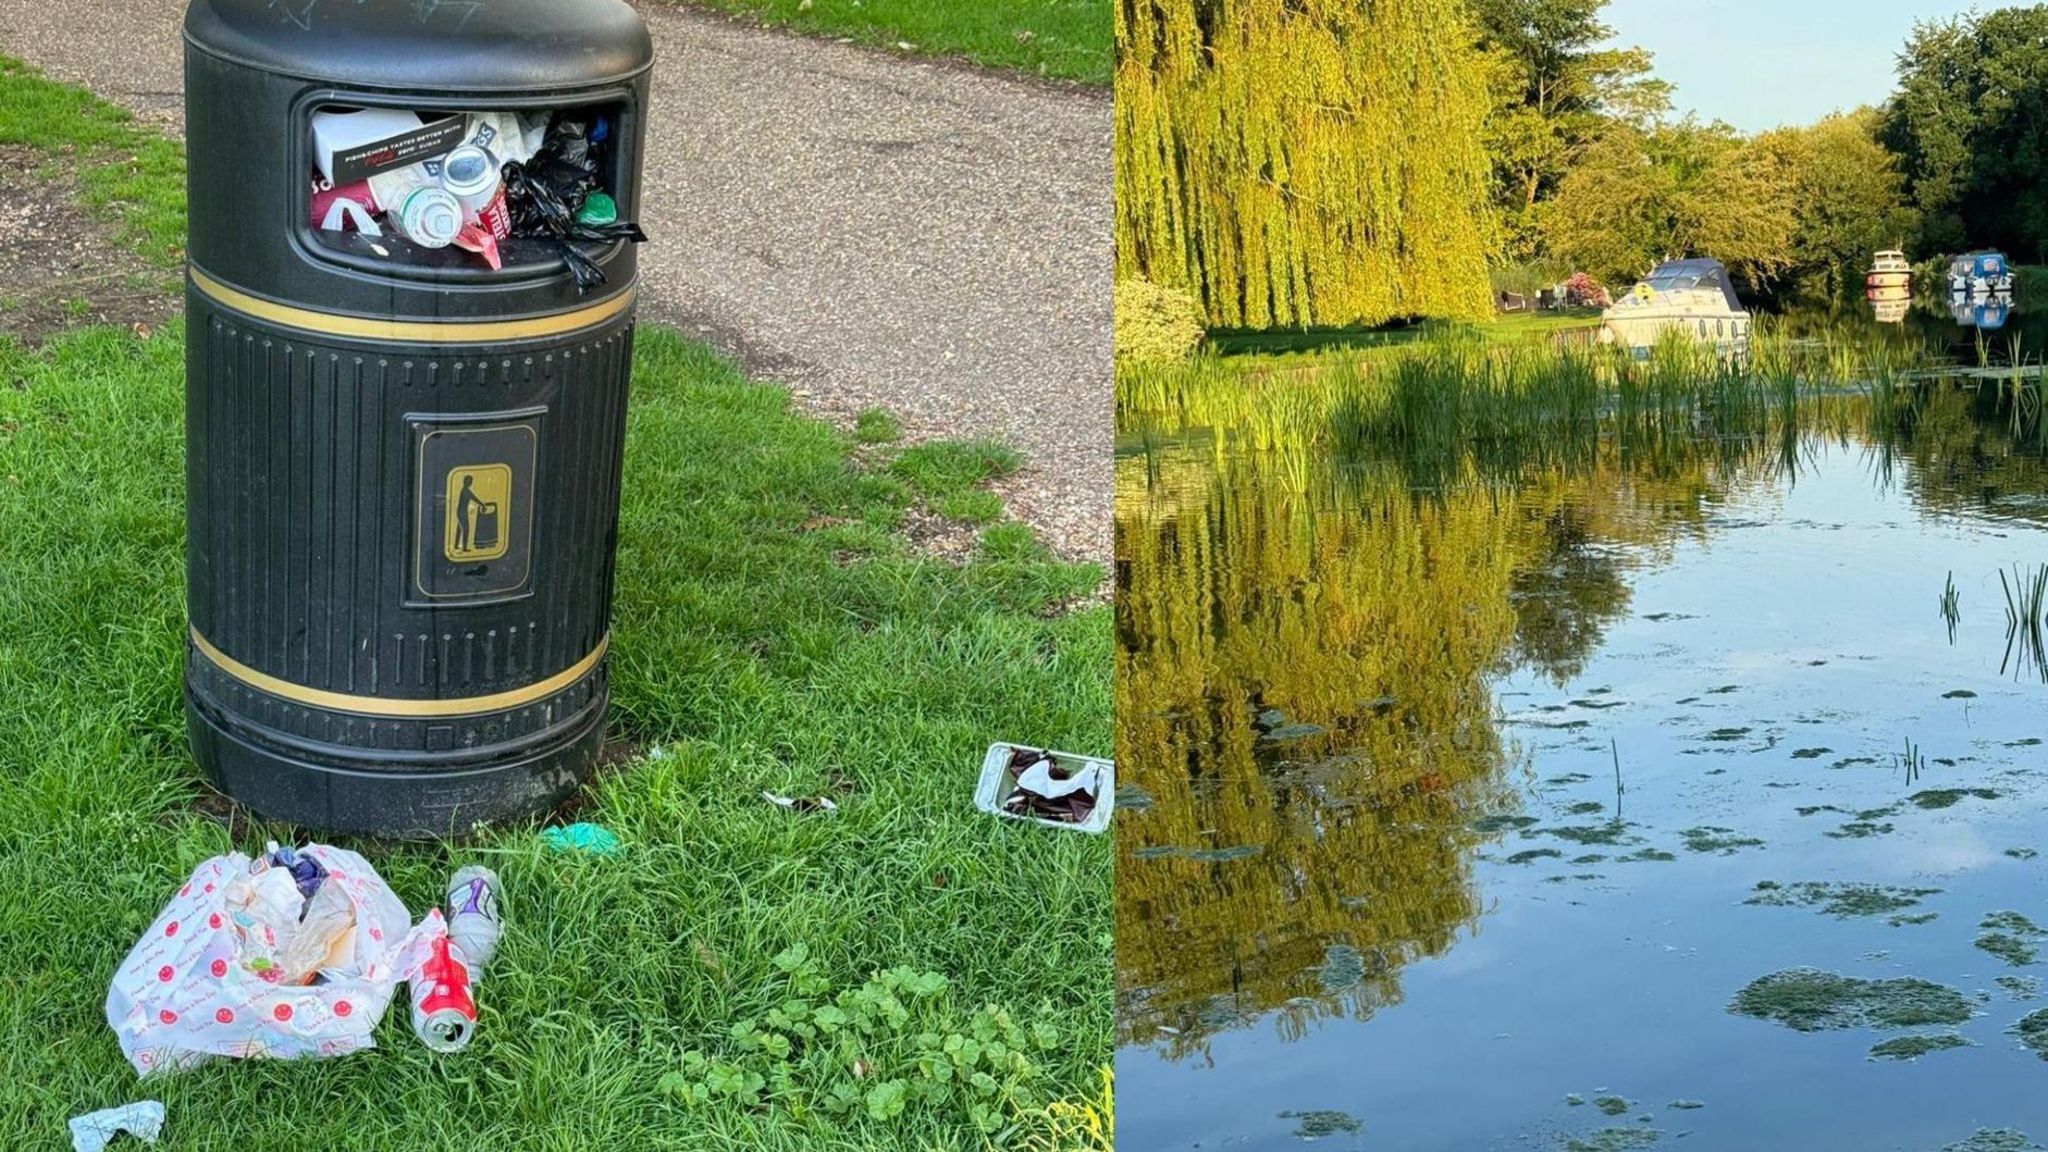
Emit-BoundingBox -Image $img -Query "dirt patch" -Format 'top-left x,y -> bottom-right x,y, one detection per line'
898,502 -> 985,563
0,145 -> 175,344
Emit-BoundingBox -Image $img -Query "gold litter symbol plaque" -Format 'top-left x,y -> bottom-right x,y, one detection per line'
412,415 -> 539,606
445,464 -> 511,562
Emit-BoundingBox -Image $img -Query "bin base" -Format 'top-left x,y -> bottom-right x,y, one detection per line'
185,687 -> 603,838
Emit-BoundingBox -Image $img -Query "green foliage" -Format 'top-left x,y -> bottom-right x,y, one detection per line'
1114,0 -> 1498,328
1471,0 -> 1669,259
658,944 -> 1065,1136
1541,116 -> 1795,289
1755,109 -> 1920,301
1113,278 -> 1205,363
1884,8 -> 2048,258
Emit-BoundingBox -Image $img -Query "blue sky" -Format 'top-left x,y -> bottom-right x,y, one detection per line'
1602,0 -> 1980,131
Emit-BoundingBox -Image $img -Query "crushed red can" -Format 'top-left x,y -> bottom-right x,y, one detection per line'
408,934 -> 475,1052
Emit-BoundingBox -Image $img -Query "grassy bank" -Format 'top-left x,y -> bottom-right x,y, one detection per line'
668,0 -> 1109,85
0,58 -> 1110,1151
1204,309 -> 1602,364
1117,319 -> 1960,464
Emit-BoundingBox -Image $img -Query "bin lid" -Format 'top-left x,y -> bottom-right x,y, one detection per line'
185,0 -> 652,91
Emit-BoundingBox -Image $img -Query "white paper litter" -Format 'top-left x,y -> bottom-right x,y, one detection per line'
1014,758 -> 1101,799
68,1100 -> 164,1152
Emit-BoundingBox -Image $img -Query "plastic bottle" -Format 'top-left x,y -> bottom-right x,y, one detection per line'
446,865 -> 502,970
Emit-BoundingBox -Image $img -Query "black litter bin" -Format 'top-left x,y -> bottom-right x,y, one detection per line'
181,0 -> 652,836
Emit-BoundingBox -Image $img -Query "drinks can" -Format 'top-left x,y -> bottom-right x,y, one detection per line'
392,186 -> 463,249
440,145 -> 511,240
409,933 -> 475,1052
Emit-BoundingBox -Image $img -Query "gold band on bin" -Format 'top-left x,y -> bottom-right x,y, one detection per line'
188,267 -> 635,343
189,627 -> 609,718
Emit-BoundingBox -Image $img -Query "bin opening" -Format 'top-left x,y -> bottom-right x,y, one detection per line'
306,102 -> 643,289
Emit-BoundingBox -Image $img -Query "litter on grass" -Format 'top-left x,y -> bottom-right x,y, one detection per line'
105,844 -> 499,1075
762,791 -> 839,813
68,1101 -> 163,1152
540,822 -> 621,856
975,742 -> 1115,833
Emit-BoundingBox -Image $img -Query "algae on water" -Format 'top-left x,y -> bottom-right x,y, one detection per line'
1593,1096 -> 1629,1116
1941,1129 -> 2045,1152
1562,1128 -> 1661,1152
1743,881 -> 1939,919
1280,1110 -> 1362,1139
1728,968 -> 1973,1032
1868,1031 -> 1972,1060
1975,911 -> 2047,967
1540,822 -> 1638,847
1908,788 -> 2000,810
1680,826 -> 1764,854
1998,975 -> 2042,1001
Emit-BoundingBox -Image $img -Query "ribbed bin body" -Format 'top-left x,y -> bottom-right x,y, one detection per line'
181,0 -> 651,834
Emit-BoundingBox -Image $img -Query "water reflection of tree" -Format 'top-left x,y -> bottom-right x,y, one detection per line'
1113,441 -> 1735,1059
1882,384 -> 2048,523
1115,455 -> 1520,1060
1508,505 -> 1635,684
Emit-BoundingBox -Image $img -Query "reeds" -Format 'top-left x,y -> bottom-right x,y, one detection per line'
2001,563 -> 2048,682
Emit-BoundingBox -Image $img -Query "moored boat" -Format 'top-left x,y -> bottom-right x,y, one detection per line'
1599,258 -> 1750,358
1867,249 -> 1911,297
1948,250 -> 2014,295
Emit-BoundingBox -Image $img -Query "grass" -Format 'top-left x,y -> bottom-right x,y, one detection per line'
0,55 -> 185,268
0,55 -> 1110,1152
666,0 -> 1109,84
0,321 -> 1110,1151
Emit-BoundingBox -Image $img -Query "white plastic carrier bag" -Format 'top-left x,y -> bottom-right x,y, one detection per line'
106,843 -> 446,1076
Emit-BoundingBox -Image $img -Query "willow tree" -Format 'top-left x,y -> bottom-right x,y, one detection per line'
1115,0 -> 1500,329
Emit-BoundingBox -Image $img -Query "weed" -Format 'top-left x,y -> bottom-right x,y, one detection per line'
1868,1032 -> 1972,1060
658,947 -> 1063,1135
855,408 -> 903,444
1743,881 -> 1940,919
1728,968 -> 1973,1031
1280,1110 -> 1362,1139
1679,827 -> 1764,855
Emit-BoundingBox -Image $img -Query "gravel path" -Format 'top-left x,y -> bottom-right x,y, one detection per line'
0,1 -> 1110,560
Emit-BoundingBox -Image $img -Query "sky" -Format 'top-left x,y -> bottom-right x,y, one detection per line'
1602,0 -> 1981,132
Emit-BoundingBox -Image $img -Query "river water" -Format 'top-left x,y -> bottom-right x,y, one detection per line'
1115,323 -> 2048,1151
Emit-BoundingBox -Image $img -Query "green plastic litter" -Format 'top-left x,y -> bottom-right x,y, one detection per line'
576,192 -> 618,226
542,822 -> 621,855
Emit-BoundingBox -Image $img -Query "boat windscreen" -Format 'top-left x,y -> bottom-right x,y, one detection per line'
1644,259 -> 1742,310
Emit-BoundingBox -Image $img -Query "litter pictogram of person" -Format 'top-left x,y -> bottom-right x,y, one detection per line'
445,466 -> 509,562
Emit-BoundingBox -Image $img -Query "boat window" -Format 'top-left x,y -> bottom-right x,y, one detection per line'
1716,319 -> 1724,337
1698,320 -> 1707,337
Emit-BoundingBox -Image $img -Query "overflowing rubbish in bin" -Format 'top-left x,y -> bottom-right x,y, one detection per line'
308,105 -> 646,287
105,843 -> 504,1075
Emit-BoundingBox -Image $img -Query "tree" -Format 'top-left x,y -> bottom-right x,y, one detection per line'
1755,110 -> 1918,301
1114,0 -> 1499,329
1539,117 -> 1796,289
1885,6 -> 2048,259
1470,0 -> 1669,259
